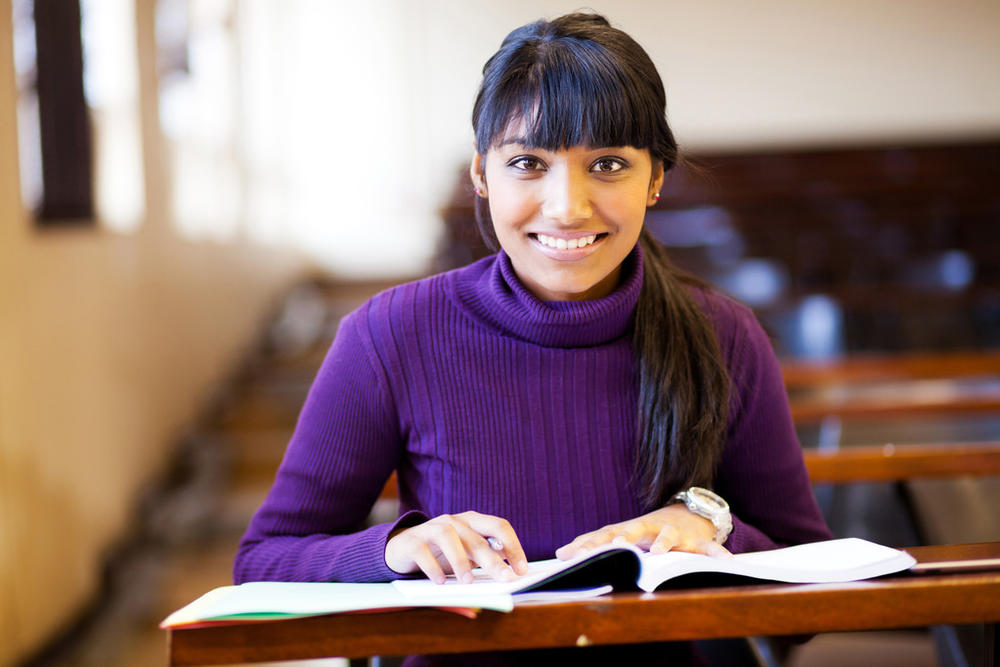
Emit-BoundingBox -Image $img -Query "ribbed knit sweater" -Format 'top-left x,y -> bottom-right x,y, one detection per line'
234,246 -> 831,587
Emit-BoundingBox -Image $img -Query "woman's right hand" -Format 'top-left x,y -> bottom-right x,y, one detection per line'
385,511 -> 529,585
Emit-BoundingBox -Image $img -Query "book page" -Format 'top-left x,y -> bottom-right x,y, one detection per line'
636,537 -> 916,590
731,538 -> 915,579
161,581 -> 514,628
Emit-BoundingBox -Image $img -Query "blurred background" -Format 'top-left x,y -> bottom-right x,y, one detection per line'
1,1 -> 998,665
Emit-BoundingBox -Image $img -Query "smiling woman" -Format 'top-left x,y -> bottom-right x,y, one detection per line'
233,12 -> 831,667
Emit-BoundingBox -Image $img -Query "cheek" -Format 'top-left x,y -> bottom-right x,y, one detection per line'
487,185 -> 535,235
599,189 -> 648,231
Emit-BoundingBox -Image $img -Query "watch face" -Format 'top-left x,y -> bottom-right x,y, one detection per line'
690,487 -> 728,512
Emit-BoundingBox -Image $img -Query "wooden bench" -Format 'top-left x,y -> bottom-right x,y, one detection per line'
782,351 -> 1000,424
802,441 -> 1000,484
802,440 -> 1000,667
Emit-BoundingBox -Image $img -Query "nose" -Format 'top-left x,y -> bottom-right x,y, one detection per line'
540,165 -> 592,225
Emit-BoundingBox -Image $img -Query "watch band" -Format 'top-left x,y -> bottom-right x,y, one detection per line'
669,486 -> 733,545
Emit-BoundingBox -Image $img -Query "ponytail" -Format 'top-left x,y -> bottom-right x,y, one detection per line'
633,228 -> 730,509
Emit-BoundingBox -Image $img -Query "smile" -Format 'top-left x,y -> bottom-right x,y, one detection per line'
533,233 -> 603,250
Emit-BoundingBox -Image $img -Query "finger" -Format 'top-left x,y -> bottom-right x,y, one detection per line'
489,537 -> 529,577
460,513 -> 530,575
410,542 -> 447,585
616,521 -> 657,549
451,521 -> 517,582
695,540 -> 734,559
555,529 -> 602,560
557,527 -> 620,559
427,522 -> 476,583
649,524 -> 681,554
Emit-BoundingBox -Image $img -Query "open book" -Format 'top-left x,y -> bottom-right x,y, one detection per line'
392,537 -> 917,599
162,538 -> 915,629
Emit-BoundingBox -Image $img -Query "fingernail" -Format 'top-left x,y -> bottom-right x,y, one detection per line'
461,572 -> 473,584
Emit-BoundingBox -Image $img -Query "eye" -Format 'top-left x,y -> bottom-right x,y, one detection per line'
508,156 -> 546,172
591,157 -> 626,173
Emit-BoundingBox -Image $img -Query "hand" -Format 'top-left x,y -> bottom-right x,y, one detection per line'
555,505 -> 733,560
385,511 -> 530,585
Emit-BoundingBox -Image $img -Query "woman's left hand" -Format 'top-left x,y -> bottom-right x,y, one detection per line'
555,504 -> 733,560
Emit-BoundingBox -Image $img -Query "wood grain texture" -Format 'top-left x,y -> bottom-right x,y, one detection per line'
789,393 -> 1000,422
781,351 -> 1000,388
803,442 -> 1000,483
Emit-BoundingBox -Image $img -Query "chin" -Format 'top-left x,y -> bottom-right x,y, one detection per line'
542,277 -> 607,301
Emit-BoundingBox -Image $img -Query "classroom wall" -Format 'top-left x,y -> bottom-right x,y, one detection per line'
0,2 -> 305,662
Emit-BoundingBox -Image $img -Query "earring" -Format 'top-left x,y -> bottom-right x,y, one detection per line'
652,192 -> 660,202
475,188 -> 485,197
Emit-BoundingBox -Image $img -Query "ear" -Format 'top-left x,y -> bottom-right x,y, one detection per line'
648,161 -> 665,206
470,151 -> 487,197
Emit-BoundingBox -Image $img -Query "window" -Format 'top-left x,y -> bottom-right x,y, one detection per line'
12,0 -> 144,231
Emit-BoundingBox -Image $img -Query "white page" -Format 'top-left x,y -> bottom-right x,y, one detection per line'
635,538 -> 916,591
725,537 -> 916,582
161,581 -> 514,628
513,585 -> 614,604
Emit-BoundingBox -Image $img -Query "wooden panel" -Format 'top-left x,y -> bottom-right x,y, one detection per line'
789,392 -> 1000,422
803,442 -> 1000,483
782,351 -> 1000,388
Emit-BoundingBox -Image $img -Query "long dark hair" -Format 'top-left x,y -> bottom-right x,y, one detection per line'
471,13 -> 730,509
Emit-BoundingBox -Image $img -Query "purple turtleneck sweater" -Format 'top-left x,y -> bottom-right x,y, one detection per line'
234,246 -> 831,586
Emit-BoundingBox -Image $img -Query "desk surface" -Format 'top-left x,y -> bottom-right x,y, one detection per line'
169,544 -> 1000,666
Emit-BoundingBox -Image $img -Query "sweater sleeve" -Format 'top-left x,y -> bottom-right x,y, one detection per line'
233,306 -> 427,583
713,305 -> 833,553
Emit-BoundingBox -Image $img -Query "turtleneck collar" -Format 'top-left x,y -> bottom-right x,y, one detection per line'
450,244 -> 643,348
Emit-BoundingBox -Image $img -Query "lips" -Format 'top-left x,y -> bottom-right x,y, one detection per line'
528,232 -> 608,259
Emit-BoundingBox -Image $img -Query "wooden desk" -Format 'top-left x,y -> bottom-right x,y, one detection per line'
168,544 -> 1000,666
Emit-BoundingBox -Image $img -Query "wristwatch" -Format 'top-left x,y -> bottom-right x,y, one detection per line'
669,486 -> 733,544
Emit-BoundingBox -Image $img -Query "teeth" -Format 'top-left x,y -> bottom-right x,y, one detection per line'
536,234 -> 599,249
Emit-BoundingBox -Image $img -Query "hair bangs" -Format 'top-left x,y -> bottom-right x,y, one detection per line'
475,40 -> 661,155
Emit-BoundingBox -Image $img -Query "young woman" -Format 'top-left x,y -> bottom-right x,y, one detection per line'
235,12 -> 831,665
